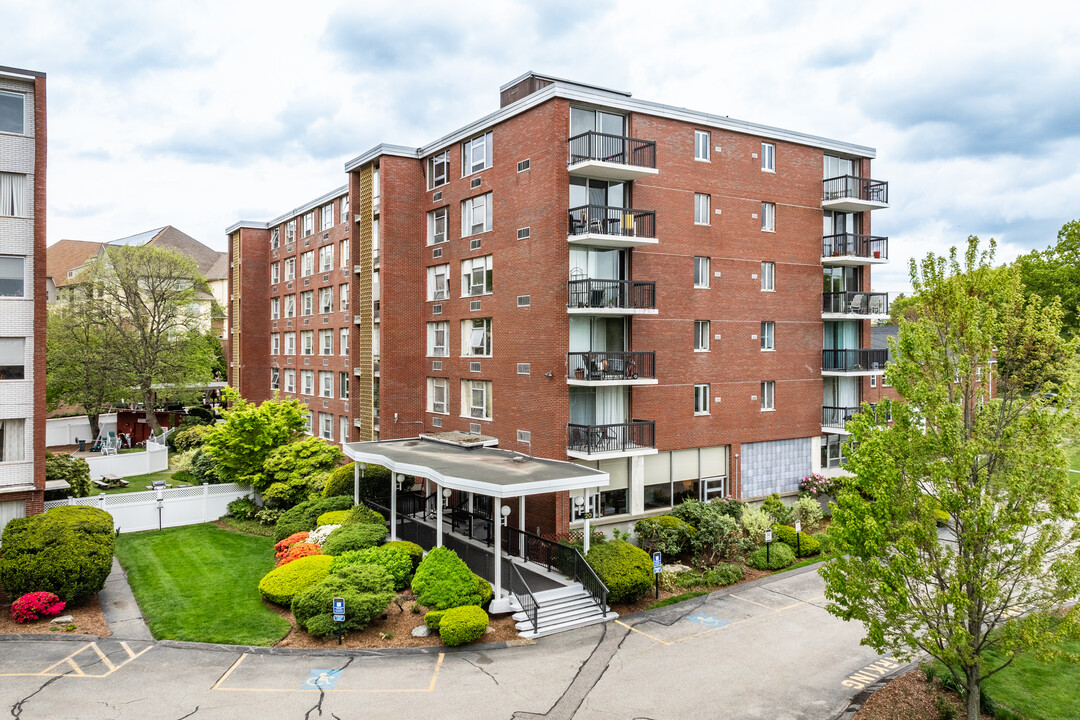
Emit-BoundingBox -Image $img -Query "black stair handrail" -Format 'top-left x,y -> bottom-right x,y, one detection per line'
503,557 -> 538,634
503,525 -> 608,616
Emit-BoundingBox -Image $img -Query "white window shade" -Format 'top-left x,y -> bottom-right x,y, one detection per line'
644,451 -> 671,486
671,449 -> 699,482
0,418 -> 26,462
598,458 -> 629,491
0,338 -> 24,366
0,173 -> 27,217
700,446 -> 728,477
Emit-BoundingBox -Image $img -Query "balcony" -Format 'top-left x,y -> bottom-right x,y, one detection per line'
566,420 -> 656,460
567,278 -> 657,315
567,205 -> 657,248
822,403 -> 884,434
821,349 -> 889,376
822,291 -> 889,319
822,234 -> 889,266
822,175 -> 889,212
567,351 -> 657,386
567,131 -> 658,181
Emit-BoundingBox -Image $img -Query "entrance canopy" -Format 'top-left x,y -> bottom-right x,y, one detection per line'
342,434 -> 608,498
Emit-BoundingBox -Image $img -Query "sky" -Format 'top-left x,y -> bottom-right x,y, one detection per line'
3,0 -> 1078,294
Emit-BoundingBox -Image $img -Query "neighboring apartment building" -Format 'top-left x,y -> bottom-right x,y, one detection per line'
228,72 -> 890,537
0,66 -> 46,526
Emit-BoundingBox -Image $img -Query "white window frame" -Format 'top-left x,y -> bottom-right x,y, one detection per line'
462,318 -> 492,357
461,192 -> 493,236
270,367 -> 280,391
461,255 -> 493,297
300,330 -> 314,356
760,321 -> 774,351
694,320 -> 710,352
284,332 -> 296,355
428,150 -> 450,189
761,202 -> 775,232
285,220 -> 296,244
427,321 -> 449,357
761,142 -> 775,172
870,374 -> 877,388
284,294 -> 296,318
319,244 -> 333,272
300,290 -> 313,316
694,257 -> 710,288
283,369 -> 296,393
340,196 -> 349,224
319,287 -> 333,314
300,251 -> 314,277
694,384 -> 710,415
427,264 -> 450,301
340,328 -> 349,355
694,193 -> 710,225
270,262 -> 280,284
320,371 -> 333,398
761,381 -> 775,411
0,173 -> 28,218
462,132 -> 493,176
270,227 -> 280,249
427,207 -> 448,245
0,91 -> 26,135
340,372 -> 349,399
301,370 -> 314,396
319,329 -> 333,356
0,256 -> 25,298
303,212 -> 314,237
761,261 -> 775,291
339,239 -> 349,267
321,204 -> 334,231
461,379 -> 492,421
339,284 -> 349,312
428,377 -> 449,415
284,257 -> 296,280
694,130 -> 710,161
319,412 -> 333,440
270,333 -> 280,355
270,297 -> 280,320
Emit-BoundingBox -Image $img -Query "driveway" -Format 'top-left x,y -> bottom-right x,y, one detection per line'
0,566 -> 903,720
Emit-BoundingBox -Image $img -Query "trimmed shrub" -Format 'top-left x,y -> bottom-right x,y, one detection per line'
585,539 -> 652,603
291,570 -> 394,638
703,563 -> 743,587
812,532 -> 833,554
672,564 -> 743,589
274,531 -> 311,555
170,424 -> 215,453
475,574 -> 493,607
227,496 -> 260,522
672,500 -> 741,563
746,541 -> 796,571
191,448 -> 224,485
275,542 -> 321,567
317,510 -> 351,527
771,524 -> 820,557
740,507 -> 772,545
308,524 -> 341,546
344,504 -> 386,526
384,540 -> 424,570
438,605 -> 488,647
633,514 -> 695,557
273,496 -> 354,542
258,555 -> 334,606
330,546 -> 414,589
710,496 -> 747,523
322,462 -> 392,499
0,506 -> 115,605
761,494 -> 794,525
425,609 -> 446,630
10,591 -> 66,623
411,547 -> 483,610
792,496 -> 825,532
321,522 -> 388,556
44,452 -> 91,499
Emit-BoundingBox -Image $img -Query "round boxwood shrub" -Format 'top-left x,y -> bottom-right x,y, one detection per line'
746,541 -> 796,570
411,546 -> 484,610
812,532 -> 833,554
330,546 -> 413,589
274,496 -> 354,542
703,562 -> 744,586
424,609 -> 446,630
585,539 -> 652,603
0,506 -> 114,605
344,504 -> 386,526
383,540 -> 424,570
321,462 -> 392,499
475,574 -> 493,607
291,568 -> 395,638
771,524 -> 820,557
317,510 -> 351,527
633,514 -> 695,556
438,605 -> 488,647
321,522 -> 388,556
258,555 -> 334,606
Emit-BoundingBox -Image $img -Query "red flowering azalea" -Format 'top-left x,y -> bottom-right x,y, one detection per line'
275,542 -> 321,567
11,592 -> 66,623
274,532 -> 310,556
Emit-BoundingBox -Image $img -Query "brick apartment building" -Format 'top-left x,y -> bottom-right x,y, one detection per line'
0,66 -> 46,526
228,72 -> 890,537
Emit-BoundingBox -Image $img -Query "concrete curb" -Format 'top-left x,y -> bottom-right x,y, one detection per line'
831,662 -> 917,720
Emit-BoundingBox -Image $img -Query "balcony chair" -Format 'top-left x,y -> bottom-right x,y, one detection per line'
847,293 -> 866,314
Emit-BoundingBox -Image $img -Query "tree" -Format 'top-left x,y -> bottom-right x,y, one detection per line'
46,304 -> 131,439
260,436 -> 344,508
82,245 -> 215,434
201,389 -> 309,488
1015,219 -> 1080,340
821,237 -> 1080,720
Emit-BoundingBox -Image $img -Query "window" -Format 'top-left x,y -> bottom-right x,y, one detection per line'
461,193 -> 493,235
284,257 -> 296,280
319,287 -> 333,314
270,333 -> 280,355
304,411 -> 313,435
300,290 -> 313,316
320,371 -> 333,398
271,228 -> 280,249
340,195 -> 350,223
270,297 -> 280,320
427,207 -> 448,245
0,91 -> 25,135
427,264 -> 449,301
461,132 -> 493,175
319,412 -> 333,440
284,332 -> 296,355
302,212 -> 314,237
300,251 -> 314,277
285,220 -> 296,244
339,240 -> 349,267
321,204 -> 334,231
373,168 -> 380,204
300,330 -> 314,355
427,321 -> 448,357
460,379 -> 492,420
339,328 -> 349,355
694,384 -> 709,414
270,367 -> 280,390
283,369 -> 295,393
339,372 -> 349,399
461,255 -> 493,296
821,434 -> 847,469
694,320 -> 710,351
761,202 -> 775,232
761,261 -> 775,291
319,329 -> 333,355
428,378 -> 448,414
270,262 -> 280,284
462,318 -> 492,357
694,193 -> 710,225
694,130 -> 710,161
428,150 -> 450,189
694,257 -> 710,288
0,173 -> 27,217
870,374 -> 877,388
0,256 -> 23,297
0,338 -> 25,380
301,370 -> 314,395
761,142 -> 775,172
0,419 -> 26,461
760,381 -> 775,411
284,294 -> 296,318
760,321 -> 774,351
339,284 -> 349,311
319,245 -> 333,272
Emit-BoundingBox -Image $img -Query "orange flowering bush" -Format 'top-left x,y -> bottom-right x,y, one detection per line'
275,542 -> 321,567
274,531 -> 310,556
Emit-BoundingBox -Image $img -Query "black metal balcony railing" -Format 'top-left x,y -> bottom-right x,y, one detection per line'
822,349 -> 889,372
822,291 -> 889,315
822,233 -> 888,260
822,175 -> 889,205
568,278 -> 656,311
568,351 -> 656,381
567,205 -> 656,239
568,131 -> 657,169
567,420 -> 655,455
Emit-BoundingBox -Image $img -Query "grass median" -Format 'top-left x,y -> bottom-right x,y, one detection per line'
115,523 -> 290,646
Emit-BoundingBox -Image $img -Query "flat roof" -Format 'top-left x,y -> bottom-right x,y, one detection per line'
342,437 -> 608,498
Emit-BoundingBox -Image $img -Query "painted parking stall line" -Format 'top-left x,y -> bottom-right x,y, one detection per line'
840,657 -> 900,689
0,641 -> 154,679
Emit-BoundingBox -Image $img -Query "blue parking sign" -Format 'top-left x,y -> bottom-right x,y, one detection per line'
333,597 -> 345,615
653,551 -> 662,574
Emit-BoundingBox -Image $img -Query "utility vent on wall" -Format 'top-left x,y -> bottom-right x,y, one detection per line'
433,304 -> 442,314
433,191 -> 442,202
470,177 -> 482,189
323,400 -> 329,408
517,363 -> 530,375
517,227 -> 530,240
432,361 -> 442,371
517,430 -> 531,442
322,274 -> 329,282
304,279 -> 311,286
305,240 -> 311,247
470,300 -> 482,311
433,247 -> 442,258
517,159 -> 530,172
470,238 -> 481,250
432,417 -> 442,427
470,423 -> 481,434
323,232 -> 329,240
517,295 -> 530,307
470,362 -> 481,373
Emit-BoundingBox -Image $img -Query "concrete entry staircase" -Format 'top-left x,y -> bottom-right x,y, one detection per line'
512,583 -> 618,638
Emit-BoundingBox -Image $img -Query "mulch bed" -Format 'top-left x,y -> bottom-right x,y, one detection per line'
0,587 -> 111,637
853,670 -> 991,720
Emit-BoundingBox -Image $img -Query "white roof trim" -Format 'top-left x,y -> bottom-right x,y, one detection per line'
225,221 -> 267,234
343,144 -> 418,173
225,185 -> 348,235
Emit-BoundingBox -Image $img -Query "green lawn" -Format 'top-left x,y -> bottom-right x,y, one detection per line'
115,523 -> 290,646
88,469 -> 181,495
1068,446 -> 1080,473
979,636 -> 1080,719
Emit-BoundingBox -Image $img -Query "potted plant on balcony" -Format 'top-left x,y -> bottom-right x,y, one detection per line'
574,367 -> 586,380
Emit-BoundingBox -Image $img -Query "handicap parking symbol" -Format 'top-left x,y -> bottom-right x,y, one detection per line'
304,669 -> 343,690
685,614 -> 730,628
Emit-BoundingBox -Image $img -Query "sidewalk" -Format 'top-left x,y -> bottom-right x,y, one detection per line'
98,557 -> 154,642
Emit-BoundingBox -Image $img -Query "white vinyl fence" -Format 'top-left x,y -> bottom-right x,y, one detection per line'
45,414 -> 118,447
85,442 -> 169,481
43,483 -> 251,533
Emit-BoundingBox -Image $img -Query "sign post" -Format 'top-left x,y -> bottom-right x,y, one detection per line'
653,551 -> 662,599
765,530 -> 773,566
795,521 -> 802,556
333,597 -> 345,645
